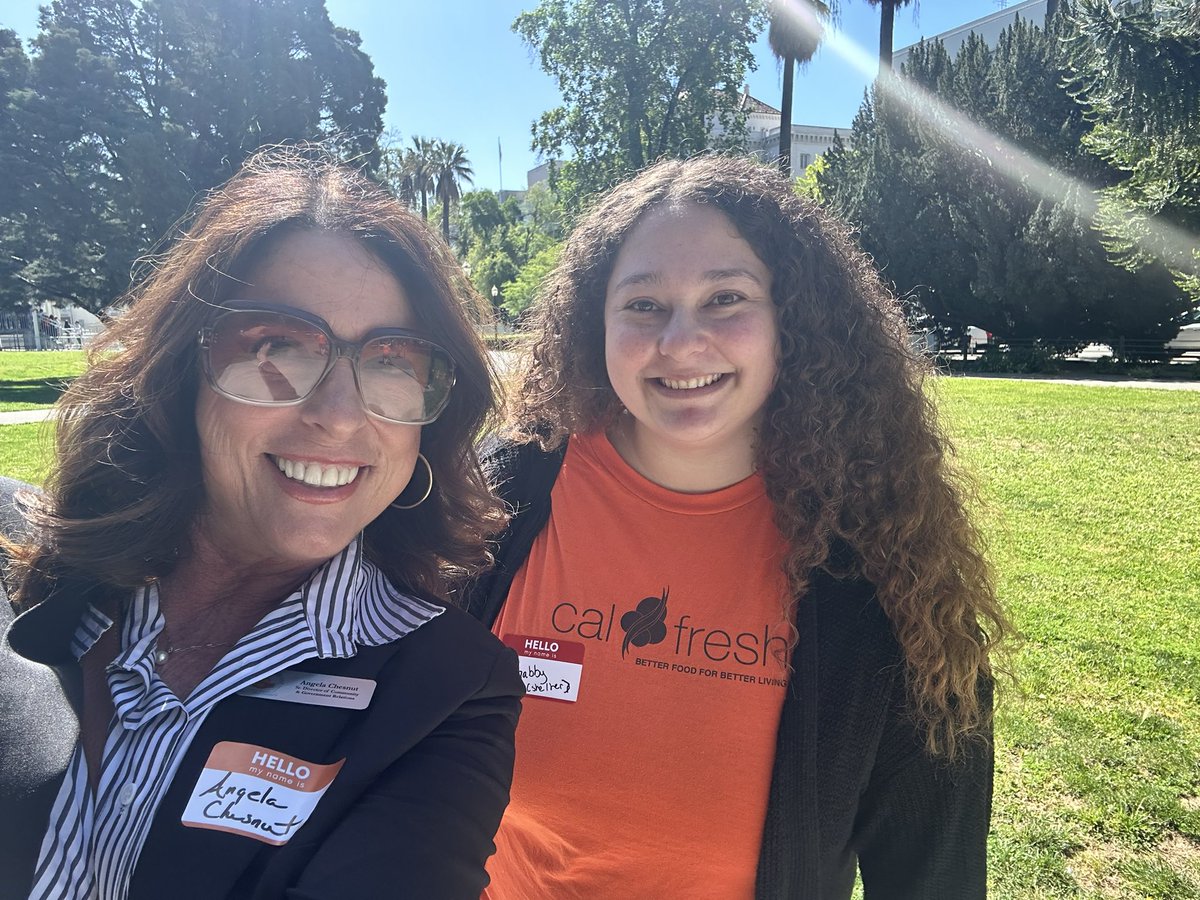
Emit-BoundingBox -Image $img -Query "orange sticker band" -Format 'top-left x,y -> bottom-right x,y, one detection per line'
203,740 -> 342,791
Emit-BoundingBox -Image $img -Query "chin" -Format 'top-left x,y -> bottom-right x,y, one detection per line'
265,526 -> 358,568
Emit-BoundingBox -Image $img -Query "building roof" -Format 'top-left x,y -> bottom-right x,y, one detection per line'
738,88 -> 780,116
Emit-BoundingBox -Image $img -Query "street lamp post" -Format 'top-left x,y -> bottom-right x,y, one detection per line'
491,285 -> 499,341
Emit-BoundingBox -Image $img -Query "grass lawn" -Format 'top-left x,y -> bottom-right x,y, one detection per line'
0,421 -> 55,484
0,374 -> 1196,896
939,378 -> 1200,899
0,350 -> 86,411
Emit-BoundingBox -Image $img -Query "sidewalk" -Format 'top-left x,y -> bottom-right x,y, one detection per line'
0,408 -> 55,425
953,373 -> 1200,392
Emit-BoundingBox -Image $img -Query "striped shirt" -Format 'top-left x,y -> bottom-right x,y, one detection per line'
29,537 -> 443,900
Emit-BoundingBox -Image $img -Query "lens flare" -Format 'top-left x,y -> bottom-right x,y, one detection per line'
769,0 -> 1199,281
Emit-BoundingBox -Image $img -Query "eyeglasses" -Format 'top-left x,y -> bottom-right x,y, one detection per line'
198,302 -> 456,425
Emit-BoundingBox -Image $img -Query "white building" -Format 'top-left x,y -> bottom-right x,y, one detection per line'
526,162 -> 552,189
526,88 -> 847,186
712,88 -> 846,171
893,0 -> 1048,70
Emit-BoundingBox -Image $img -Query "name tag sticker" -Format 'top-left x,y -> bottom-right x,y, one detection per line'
238,671 -> 376,710
181,741 -> 344,845
503,633 -> 584,703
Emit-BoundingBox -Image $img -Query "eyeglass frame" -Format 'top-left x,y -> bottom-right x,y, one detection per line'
197,300 -> 457,426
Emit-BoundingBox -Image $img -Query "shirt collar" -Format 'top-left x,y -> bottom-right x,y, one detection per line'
295,534 -> 445,658
12,534 -> 445,669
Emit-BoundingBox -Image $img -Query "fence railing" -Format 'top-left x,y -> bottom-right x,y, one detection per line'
936,336 -> 1199,367
0,325 -> 104,351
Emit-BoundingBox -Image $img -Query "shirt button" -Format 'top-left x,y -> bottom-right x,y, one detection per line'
117,783 -> 137,807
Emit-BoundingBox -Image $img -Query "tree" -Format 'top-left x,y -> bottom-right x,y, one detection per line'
1068,0 -> 1200,305
453,185 -> 562,317
515,0 -> 766,206
818,8 -> 1188,340
522,181 -> 568,242
865,0 -> 916,72
502,243 -> 562,319
378,129 -> 415,205
793,152 -> 828,201
454,190 -> 512,256
432,140 -> 474,244
1,0 -> 385,314
767,0 -> 832,174
0,29 -> 35,312
406,136 -> 437,220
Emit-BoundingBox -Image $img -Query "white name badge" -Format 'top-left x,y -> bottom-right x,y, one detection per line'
181,741 -> 344,845
238,671 -> 376,710
503,633 -> 584,703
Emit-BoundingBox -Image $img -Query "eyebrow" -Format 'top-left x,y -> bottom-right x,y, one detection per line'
610,267 -> 766,293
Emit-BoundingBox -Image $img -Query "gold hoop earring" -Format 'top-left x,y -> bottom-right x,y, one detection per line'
390,452 -> 433,510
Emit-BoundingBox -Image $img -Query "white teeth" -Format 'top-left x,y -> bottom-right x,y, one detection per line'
272,456 -> 360,488
660,373 -> 723,390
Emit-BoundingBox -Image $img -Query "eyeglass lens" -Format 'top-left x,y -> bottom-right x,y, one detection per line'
205,310 -> 452,424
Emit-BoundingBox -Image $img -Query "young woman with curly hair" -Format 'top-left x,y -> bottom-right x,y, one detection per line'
463,154 -> 1008,899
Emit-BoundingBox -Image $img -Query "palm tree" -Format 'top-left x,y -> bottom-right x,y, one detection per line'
768,0 -> 833,175
432,140 -> 474,244
865,0 -> 915,72
407,136 -> 436,220
394,150 -> 419,208
377,130 -> 413,204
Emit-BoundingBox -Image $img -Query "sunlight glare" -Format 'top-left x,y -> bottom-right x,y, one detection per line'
771,0 -> 1200,282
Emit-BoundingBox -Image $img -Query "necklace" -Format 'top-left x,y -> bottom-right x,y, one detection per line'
153,639 -> 237,665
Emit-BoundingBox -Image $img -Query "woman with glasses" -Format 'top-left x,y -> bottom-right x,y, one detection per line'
0,145 -> 521,899
465,155 -> 1007,898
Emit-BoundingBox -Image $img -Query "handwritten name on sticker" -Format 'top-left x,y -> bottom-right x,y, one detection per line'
238,671 -> 376,710
181,741 -> 344,845
502,634 -> 585,703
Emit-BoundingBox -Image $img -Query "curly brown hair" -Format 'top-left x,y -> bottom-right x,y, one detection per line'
512,154 -> 1007,758
9,144 -> 503,609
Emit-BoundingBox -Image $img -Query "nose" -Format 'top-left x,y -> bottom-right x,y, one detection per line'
657,308 -> 708,360
300,358 -> 367,436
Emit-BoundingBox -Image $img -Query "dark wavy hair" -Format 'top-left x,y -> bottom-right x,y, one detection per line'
512,154 -> 1007,758
9,144 -> 503,608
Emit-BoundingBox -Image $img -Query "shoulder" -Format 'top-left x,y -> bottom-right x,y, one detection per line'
379,580 -> 510,657
378,599 -> 522,697
457,436 -> 566,625
801,562 -> 904,679
0,477 -> 35,544
423,600 -> 513,654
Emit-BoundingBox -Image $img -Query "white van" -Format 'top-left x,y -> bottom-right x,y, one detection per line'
1166,324 -> 1200,363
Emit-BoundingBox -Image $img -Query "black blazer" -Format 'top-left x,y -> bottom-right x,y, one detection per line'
0,477 -> 523,900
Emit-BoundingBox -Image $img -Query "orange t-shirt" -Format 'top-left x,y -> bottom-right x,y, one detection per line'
485,431 -> 792,899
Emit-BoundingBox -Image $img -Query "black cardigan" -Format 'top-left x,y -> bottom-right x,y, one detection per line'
460,439 -> 993,899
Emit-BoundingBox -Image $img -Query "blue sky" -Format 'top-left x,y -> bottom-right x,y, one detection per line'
2,0 -> 1016,191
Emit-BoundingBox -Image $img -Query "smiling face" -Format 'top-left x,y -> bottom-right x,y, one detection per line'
603,202 -> 779,485
193,229 -> 423,575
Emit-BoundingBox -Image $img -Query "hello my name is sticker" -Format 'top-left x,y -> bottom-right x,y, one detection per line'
181,741 -> 344,845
